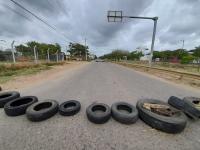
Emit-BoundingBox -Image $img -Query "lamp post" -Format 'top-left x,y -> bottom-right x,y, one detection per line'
107,11 -> 158,66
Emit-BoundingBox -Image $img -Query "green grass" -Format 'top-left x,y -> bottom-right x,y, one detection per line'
0,62 -> 65,84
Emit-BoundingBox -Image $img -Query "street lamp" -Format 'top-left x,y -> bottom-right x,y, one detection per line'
107,11 -> 158,66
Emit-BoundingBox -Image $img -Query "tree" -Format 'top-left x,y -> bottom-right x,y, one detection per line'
15,41 -> 62,57
192,46 -> 200,71
193,46 -> 200,58
110,50 -> 129,61
68,43 -> 89,60
128,51 -> 143,60
181,55 -> 194,64
15,44 -> 31,56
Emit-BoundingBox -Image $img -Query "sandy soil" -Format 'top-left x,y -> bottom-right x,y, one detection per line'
117,63 -> 200,90
0,61 -> 88,91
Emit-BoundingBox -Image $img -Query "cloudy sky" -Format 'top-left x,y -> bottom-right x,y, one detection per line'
0,0 -> 200,56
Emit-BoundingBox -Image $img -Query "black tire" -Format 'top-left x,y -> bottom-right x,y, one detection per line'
111,102 -> 138,124
4,96 -> 38,116
59,100 -> 81,116
168,96 -> 185,110
86,103 -> 111,124
0,91 -> 20,108
136,99 -> 187,134
26,100 -> 59,122
183,97 -> 200,119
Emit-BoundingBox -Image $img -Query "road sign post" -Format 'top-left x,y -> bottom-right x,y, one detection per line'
107,11 -> 158,67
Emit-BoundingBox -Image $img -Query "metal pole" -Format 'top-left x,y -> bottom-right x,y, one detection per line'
182,40 -> 184,49
33,45 -> 37,64
36,50 -> 38,61
47,48 -> 50,62
85,38 -> 87,61
11,40 -> 16,63
56,51 -> 58,62
149,17 -> 158,66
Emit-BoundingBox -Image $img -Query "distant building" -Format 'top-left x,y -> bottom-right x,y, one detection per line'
140,55 -> 150,61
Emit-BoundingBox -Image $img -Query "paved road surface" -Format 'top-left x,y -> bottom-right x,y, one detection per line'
1,62 -> 200,150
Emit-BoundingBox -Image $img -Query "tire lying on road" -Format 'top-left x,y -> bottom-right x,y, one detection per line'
0,91 -> 20,108
111,102 -> 138,124
59,100 -> 81,116
183,97 -> 200,119
168,96 -> 185,110
26,100 -> 59,122
86,103 -> 111,124
136,99 -> 187,133
4,96 -> 38,116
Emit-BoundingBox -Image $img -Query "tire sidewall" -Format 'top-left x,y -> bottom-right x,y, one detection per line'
137,99 -> 187,133
26,100 -> 59,121
86,103 -> 111,124
111,102 -> 138,124
4,96 -> 38,116
59,100 -> 81,116
0,91 -> 20,108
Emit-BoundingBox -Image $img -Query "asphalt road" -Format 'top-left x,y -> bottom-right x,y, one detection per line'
1,62 -> 200,150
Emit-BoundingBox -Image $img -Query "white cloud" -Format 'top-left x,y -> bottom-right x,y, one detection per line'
0,0 -> 200,56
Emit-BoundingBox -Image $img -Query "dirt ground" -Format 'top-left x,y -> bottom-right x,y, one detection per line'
117,62 -> 200,90
0,61 -> 88,91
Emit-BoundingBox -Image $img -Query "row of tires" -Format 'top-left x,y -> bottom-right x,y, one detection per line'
0,91 -> 200,134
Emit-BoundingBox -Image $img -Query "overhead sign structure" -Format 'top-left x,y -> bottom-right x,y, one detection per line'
107,10 -> 158,66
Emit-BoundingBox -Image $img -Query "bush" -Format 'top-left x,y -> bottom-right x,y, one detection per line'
181,55 -> 194,64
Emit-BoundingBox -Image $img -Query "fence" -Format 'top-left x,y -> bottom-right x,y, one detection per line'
0,51 -> 65,63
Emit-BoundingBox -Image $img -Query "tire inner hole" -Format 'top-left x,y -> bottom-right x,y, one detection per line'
34,102 -> 52,111
117,105 -> 132,114
10,98 -> 33,107
0,94 -> 11,99
64,103 -> 76,109
193,100 -> 200,104
92,105 -> 106,114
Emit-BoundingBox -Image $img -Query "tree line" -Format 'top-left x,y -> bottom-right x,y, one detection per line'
100,46 -> 200,64
15,41 -> 61,57
0,41 -> 91,61
100,49 -> 143,61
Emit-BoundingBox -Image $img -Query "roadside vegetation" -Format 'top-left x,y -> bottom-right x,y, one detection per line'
0,62 -> 65,83
100,46 -> 200,73
0,40 -> 93,84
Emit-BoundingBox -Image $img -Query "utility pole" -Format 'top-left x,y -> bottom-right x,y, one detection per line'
181,40 -> 184,49
11,40 -> 16,63
47,48 -> 50,62
85,38 -> 87,61
56,50 -> 59,62
33,45 -> 37,64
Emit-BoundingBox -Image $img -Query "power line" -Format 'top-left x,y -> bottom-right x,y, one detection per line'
4,4 -> 32,22
9,0 -> 75,43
